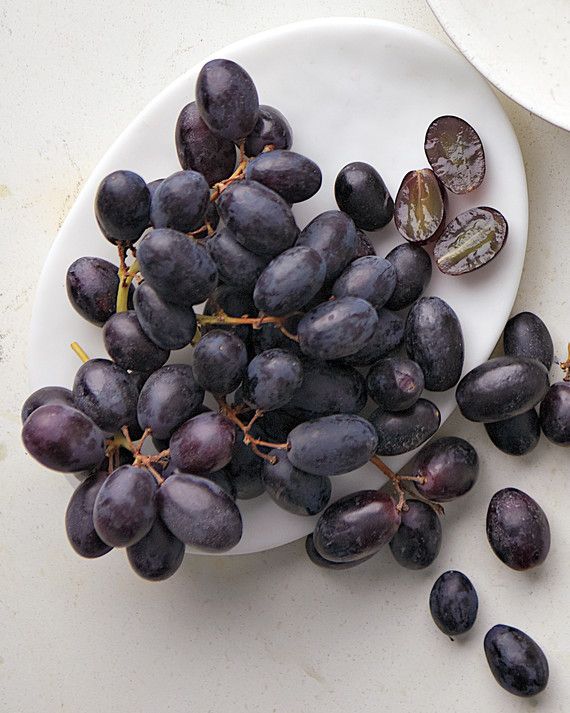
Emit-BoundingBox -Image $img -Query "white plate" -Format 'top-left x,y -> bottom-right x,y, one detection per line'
428,0 -> 570,131
28,17 -> 527,555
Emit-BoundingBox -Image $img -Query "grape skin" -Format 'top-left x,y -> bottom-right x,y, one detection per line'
150,170 -> 210,233
127,516 -> 185,581
332,256 -> 396,309
384,243 -> 432,311
389,500 -> 442,570
305,534 -> 374,569
484,625 -> 549,697
227,424 -> 266,499
429,571 -> 478,637
243,349 -> 303,412
207,227 -> 269,292
203,285 -> 255,344
334,162 -> 394,231
366,357 -> 424,412
95,170 -> 150,245
192,330 -> 248,396
244,105 -> 293,157
65,471 -> 113,558
245,150 -> 322,204
484,409 -> 540,455
103,311 -> 170,373
540,382 -> 570,445
169,412 -> 235,474
66,256 -> 132,326
21,386 -> 75,423
263,450 -> 331,516
296,210 -> 357,282
411,436 -> 479,502
503,311 -> 553,370
133,282 -> 197,351
370,399 -> 441,456
342,308 -> 404,367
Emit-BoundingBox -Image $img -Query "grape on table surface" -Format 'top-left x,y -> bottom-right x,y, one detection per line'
305,534 -> 374,570
484,409 -> 540,455
540,381 -> 570,445
127,516 -> 185,581
503,311 -> 554,370
429,571 -> 478,637
484,625 -> 549,697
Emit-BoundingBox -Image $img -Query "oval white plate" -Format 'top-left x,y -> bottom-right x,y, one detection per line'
428,0 -> 570,131
28,17 -> 527,555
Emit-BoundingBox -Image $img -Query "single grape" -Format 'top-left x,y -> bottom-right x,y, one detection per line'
313,490 -> 400,562
175,101 -> 237,185
245,149 -> 322,204
287,414 -> 378,477
503,311 -> 554,371
262,449 -> 331,516
411,436 -> 479,502
354,229 -> 376,258
95,170 -> 150,245
297,296 -> 378,361
243,349 -> 303,411
133,282 -> 196,351
196,58 -> 259,142
21,386 -> 75,423
332,256 -> 396,309
484,409 -> 540,455
150,170 -> 210,233
305,534 -> 374,569
216,180 -> 298,256
384,243 -> 432,310
334,162 -> 394,230
253,246 -> 326,316
405,296 -> 464,391
486,488 -> 550,571
484,625 -> 549,697
429,571 -> 478,637
137,228 -> 218,307
207,227 -> 269,292
169,412 -> 235,473
244,105 -> 293,157
370,399 -> 441,456
296,210 -> 357,282
65,471 -> 113,558
342,307 -> 404,367
227,423 -> 266,499
203,285 -> 255,343
425,115 -> 485,194
103,310 -> 170,372
394,168 -> 446,244
540,381 -> 570,445
367,357 -> 424,412
389,500 -> 442,570
192,329 -> 248,395
137,364 -> 204,440
127,516 -> 185,581
456,356 -> 550,422
66,256 -> 132,326
158,473 -> 242,551
93,465 -> 157,547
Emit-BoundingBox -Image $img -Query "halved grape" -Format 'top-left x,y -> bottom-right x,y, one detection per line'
540,381 -> 570,445
370,399 -> 441,456
394,169 -> 446,244
66,256 -> 132,326
262,450 -> 331,516
95,170 -> 150,245
484,625 -> 549,697
65,471 -> 113,558
245,150 -> 322,204
503,311 -> 554,371
244,105 -> 292,157
169,412 -> 235,473
334,162 -> 394,231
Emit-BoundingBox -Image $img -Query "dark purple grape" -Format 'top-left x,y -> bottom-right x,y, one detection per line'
313,490 -> 400,562
342,308 -> 404,367
207,227 -> 269,292
73,358 -> 139,434
486,488 -> 550,571
425,115 -> 485,194
484,625 -> 549,697
93,465 -> 157,547
367,357 -> 424,411
253,246 -> 325,316
252,316 -> 302,357
170,412 -> 235,473
103,310 -> 170,372
133,282 -> 196,351
434,207 -> 508,275
263,450 -> 331,516
66,256 -> 132,326
456,357 -> 550,422
332,256 -> 396,309
257,410 -> 303,443
137,228 -> 218,307
503,311 -> 554,371
429,571 -> 478,637
334,162 -> 394,230
384,243 -> 432,311
411,436 -> 479,502
196,58 -> 259,142
21,386 -> 75,423
296,210 -> 357,282
216,180 -> 298,256
540,381 -> 570,445
65,471 -> 113,558
150,170 -> 210,233
192,329 -> 248,395
485,409 -> 540,455
244,105 -> 292,157
127,516 -> 185,581
147,179 -> 163,201
175,101 -> 237,185
245,150 -> 322,203
243,349 -> 303,411
389,500 -> 441,569
370,399 -> 441,456
298,297 -> 378,361
199,467 -> 236,499
137,364 -> 204,440
285,359 -> 366,420
405,296 -> 464,391
158,473 -> 242,551
354,229 -> 376,258
287,414 -> 378,476
305,534 -> 374,569
203,285 -> 255,343
95,170 -> 150,245
394,169 -> 446,244
227,423 -> 265,499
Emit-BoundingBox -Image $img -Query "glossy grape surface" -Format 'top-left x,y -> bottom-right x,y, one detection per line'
334,162 -> 394,230
252,317 -> 302,358
227,424 -> 266,499
245,150 -> 322,204
370,399 -> 441,456
243,349 -> 303,411
262,450 -> 331,516
170,412 -> 235,473
354,229 -> 376,258
367,357 -> 424,412
389,500 -> 442,570
486,488 -> 550,571
66,256 -> 132,326
342,307 -> 404,366
296,210 -> 357,282
305,534 -> 374,569
192,329 -> 248,396
412,436 -> 479,503
133,282 -> 197,350
332,256 -> 396,309
429,570 -> 478,636
127,516 -> 185,581
503,311 -> 554,370
65,471 -> 113,558
95,170 -> 150,245
21,386 -> 75,423
150,170 -> 209,233
425,116 -> 485,194
244,104 -> 293,156
207,227 -> 269,292
103,310 -> 170,372
484,625 -> 549,697
384,243 -> 432,311
540,381 -> 570,445
394,169 -> 446,244
485,410 -> 540,455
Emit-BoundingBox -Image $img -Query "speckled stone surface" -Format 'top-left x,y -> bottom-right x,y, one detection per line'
1,1 -> 569,711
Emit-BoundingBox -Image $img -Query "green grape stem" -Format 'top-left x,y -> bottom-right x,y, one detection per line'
196,312 -> 300,342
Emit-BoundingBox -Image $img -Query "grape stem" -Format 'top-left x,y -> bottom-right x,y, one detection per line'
116,247 -> 140,314
104,426 -> 168,485
560,342 -> 570,382
369,453 -> 441,514
197,311 -> 300,342
70,341 -> 90,363
210,156 -> 248,202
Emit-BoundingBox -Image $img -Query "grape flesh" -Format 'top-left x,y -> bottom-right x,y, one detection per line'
95,170 -> 150,245
158,473 -> 242,551
412,436 -> 479,502
21,386 -> 75,423
287,414 -> 378,476
313,490 -> 400,562
389,500 -> 442,570
65,471 -> 113,558
370,399 -> 441,456
207,227 -> 269,292
429,570 -> 478,636
245,150 -> 322,204
262,450 -> 331,516
484,625 -> 549,697
384,243 -> 432,311
133,282 -> 197,351
305,534 -> 374,569
169,412 -> 235,473
394,169 -> 446,244
367,357 -> 424,412
296,210 -> 357,282
127,516 -> 185,581
150,170 -> 210,233
342,307 -> 404,366
540,381 -> 570,445
192,329 -> 248,396
334,161 -> 394,230
332,256 -> 396,309
93,465 -> 157,547
243,349 -> 303,411
484,409 -> 540,455
66,256 -> 132,326
244,104 -> 292,157
486,488 -> 550,571
503,311 -> 554,371
103,310 -> 170,372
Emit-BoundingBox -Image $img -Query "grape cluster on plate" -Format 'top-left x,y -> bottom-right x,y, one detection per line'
21,57 -> 567,698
